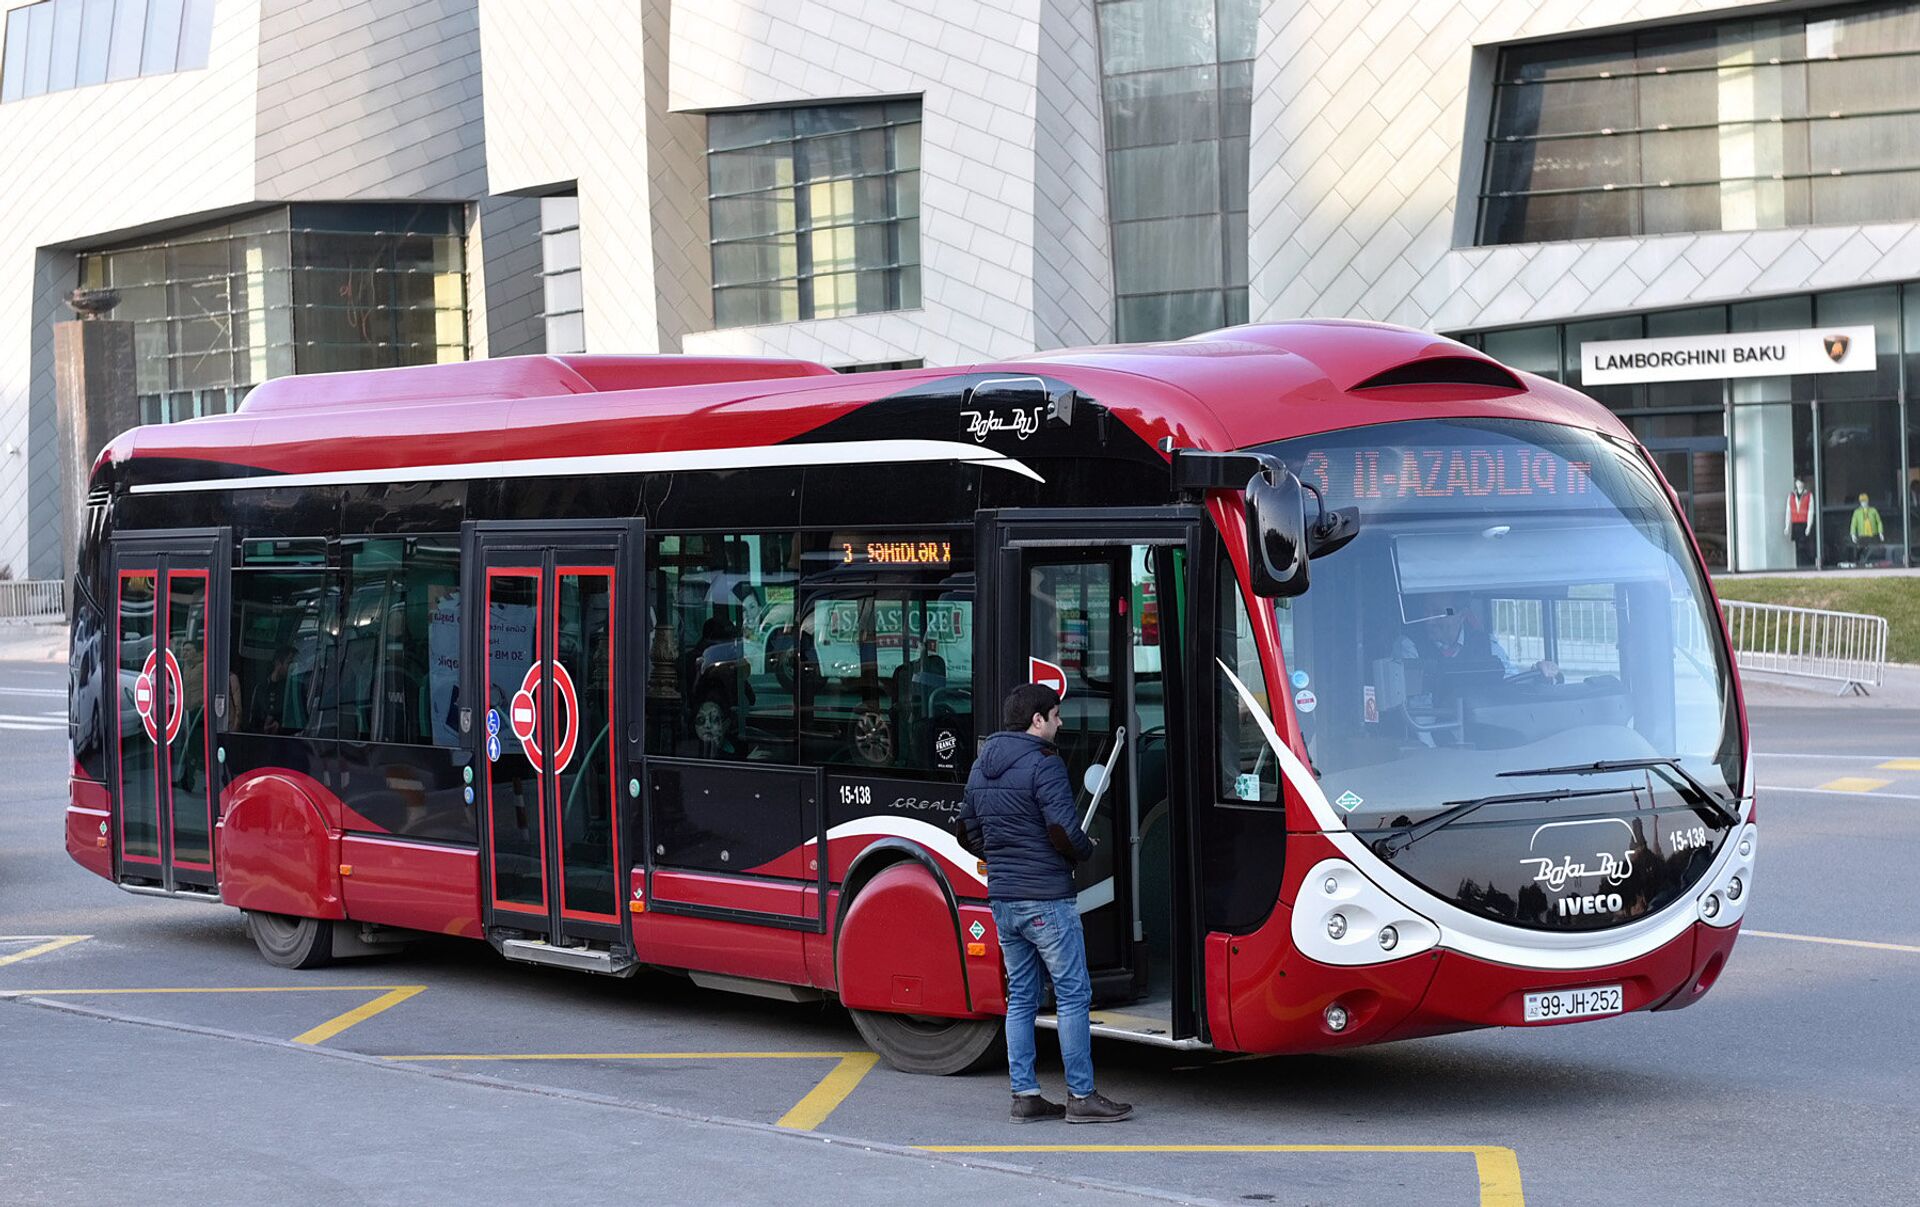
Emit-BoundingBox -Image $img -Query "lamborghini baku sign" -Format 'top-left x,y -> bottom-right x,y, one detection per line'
1580,325 -> 1877,385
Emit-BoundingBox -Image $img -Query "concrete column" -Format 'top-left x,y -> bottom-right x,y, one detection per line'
53,318 -> 136,579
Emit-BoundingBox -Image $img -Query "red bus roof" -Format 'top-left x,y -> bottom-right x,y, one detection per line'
105,322 -> 1628,479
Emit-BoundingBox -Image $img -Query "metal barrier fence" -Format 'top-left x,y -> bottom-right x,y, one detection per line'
1720,598 -> 1888,695
0,579 -> 66,623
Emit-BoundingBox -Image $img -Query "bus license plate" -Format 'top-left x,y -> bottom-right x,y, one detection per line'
1523,984 -> 1622,1022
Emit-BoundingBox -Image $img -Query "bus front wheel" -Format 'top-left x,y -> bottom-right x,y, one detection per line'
244,910 -> 336,969
849,1009 -> 1000,1075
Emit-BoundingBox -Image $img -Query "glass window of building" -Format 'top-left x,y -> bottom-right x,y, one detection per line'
1461,281 -> 1918,574
81,203 -> 467,425
707,100 -> 921,329
80,210 -> 295,426
292,203 -> 468,375
540,193 -> 584,354
1097,0 -> 1254,341
1479,1 -> 1920,244
1,0 -> 212,102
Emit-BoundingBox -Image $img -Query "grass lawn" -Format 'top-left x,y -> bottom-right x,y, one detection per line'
1712,575 -> 1920,664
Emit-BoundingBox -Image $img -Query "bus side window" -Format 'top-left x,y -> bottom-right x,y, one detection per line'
1217,574 -> 1280,805
230,569 -> 332,737
646,532 -> 798,762
797,589 -> 972,776
337,536 -> 461,747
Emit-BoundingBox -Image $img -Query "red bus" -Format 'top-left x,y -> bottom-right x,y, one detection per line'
66,321 -> 1754,1073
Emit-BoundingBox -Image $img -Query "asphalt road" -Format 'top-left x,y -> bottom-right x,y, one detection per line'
4,656 -> 1916,1206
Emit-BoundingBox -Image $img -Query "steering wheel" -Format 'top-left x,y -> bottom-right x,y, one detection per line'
1503,668 -> 1546,686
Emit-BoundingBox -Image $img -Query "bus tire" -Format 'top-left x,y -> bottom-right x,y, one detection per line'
848,1008 -> 1000,1076
244,910 -> 336,969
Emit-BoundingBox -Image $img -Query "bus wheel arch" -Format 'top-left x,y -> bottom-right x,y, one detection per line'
835,842 -> 999,1075
218,773 -> 346,923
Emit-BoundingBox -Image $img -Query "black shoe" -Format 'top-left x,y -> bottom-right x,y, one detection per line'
1066,1090 -> 1133,1123
1010,1093 -> 1067,1123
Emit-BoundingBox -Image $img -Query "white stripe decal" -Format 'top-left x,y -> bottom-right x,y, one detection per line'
128,438 -> 1046,494
811,816 -> 988,887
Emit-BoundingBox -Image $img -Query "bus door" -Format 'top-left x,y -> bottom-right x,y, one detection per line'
466,521 -> 643,955
108,530 -> 229,896
977,508 -> 1209,1040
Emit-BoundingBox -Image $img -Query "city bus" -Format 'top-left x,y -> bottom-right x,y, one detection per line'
65,321 -> 1755,1073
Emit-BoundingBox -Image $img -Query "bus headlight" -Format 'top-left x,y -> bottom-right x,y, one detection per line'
1702,893 -> 1721,920
1324,1003 -> 1349,1032
1726,876 -> 1743,901
1294,859 -> 1439,966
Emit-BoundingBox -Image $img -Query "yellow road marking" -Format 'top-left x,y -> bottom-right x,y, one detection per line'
0,984 -> 426,1046
0,935 -> 89,968
1745,929 -> 1920,955
777,1053 -> 879,1131
1876,759 -> 1920,771
1814,776 -> 1891,792
291,986 -> 425,1046
383,1049 -> 879,1133
919,1145 -> 1523,1207
1,985 -> 419,996
383,1050 -> 870,1061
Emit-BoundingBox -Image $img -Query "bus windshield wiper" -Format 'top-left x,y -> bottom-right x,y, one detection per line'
1373,785 -> 1627,860
1498,757 -> 1741,826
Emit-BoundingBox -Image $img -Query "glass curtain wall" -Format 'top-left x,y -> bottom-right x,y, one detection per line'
290,203 -> 467,375
1480,1 -> 1920,243
1095,0 -> 1254,341
81,203 -> 468,425
1459,282 -> 1918,572
1,0 -> 215,103
80,210 -> 294,426
707,100 -> 922,329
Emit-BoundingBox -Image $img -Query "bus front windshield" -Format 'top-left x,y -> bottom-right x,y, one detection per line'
1261,417 -> 1742,834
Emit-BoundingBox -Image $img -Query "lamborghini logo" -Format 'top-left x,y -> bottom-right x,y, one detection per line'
1824,334 -> 1851,363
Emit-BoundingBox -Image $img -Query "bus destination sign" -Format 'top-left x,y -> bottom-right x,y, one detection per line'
841,538 -> 954,568
1301,445 -> 1595,506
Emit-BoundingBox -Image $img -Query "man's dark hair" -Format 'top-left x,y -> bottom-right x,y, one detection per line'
1002,683 -> 1061,732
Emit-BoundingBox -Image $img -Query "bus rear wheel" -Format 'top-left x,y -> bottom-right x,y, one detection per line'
849,1008 -> 1000,1075
244,910 -> 336,969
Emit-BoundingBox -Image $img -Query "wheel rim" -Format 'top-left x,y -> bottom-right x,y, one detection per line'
251,911 -> 301,951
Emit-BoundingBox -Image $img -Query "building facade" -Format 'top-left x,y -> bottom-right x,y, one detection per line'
2,0 -> 1916,578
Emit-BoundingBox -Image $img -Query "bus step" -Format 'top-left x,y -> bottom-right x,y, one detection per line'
500,938 -> 637,977
118,882 -> 223,904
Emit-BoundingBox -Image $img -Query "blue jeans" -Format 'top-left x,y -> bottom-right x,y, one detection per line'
991,898 -> 1094,1099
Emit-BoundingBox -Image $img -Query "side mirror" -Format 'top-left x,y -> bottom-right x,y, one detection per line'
1245,466 -> 1310,597
1082,764 -> 1108,796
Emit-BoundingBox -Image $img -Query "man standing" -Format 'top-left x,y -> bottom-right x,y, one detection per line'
957,684 -> 1133,1124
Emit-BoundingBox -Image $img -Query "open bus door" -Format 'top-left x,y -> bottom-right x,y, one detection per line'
976,507 -> 1211,1045
107,529 -> 230,897
465,520 -> 645,971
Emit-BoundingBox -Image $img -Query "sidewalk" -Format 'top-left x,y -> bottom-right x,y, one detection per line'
1738,660 -> 1920,708
0,620 -> 64,663
1,999 -> 1183,1207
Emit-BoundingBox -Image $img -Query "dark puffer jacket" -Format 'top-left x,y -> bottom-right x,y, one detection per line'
957,731 -> 1093,902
